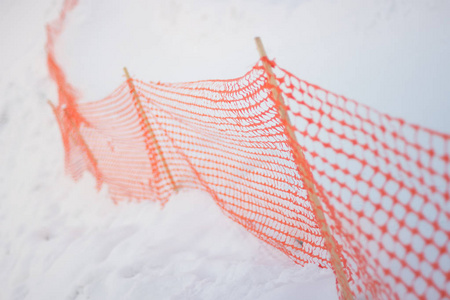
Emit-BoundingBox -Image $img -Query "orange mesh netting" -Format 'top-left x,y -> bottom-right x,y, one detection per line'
47,1 -> 449,299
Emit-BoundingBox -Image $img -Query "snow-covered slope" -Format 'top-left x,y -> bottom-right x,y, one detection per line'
1,0 -> 448,299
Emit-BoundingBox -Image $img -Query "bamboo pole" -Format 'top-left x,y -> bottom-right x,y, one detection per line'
123,68 -> 178,192
254,37 -> 353,299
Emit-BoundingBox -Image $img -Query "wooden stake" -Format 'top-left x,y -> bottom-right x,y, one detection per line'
48,100 -> 102,186
123,68 -> 178,192
48,100 -> 98,166
254,37 -> 353,299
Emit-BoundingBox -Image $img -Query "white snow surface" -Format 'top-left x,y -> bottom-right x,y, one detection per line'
0,0 -> 449,299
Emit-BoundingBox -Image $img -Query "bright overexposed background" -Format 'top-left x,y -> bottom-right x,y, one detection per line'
0,0 -> 448,299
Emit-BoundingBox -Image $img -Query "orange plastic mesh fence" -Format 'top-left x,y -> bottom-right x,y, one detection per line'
47,1 -> 449,299
274,64 -> 449,299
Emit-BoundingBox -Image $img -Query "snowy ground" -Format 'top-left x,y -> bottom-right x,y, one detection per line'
1,0 -> 449,299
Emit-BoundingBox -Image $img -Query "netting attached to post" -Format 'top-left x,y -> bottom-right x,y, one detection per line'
47,1 -> 449,299
271,63 -> 449,299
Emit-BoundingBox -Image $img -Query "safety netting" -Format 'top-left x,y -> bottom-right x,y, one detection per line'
47,1 -> 449,299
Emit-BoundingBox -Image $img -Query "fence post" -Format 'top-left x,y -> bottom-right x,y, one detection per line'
48,100 -> 102,187
123,68 -> 178,192
254,37 -> 353,299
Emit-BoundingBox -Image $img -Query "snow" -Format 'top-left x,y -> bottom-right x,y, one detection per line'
0,0 -> 449,299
